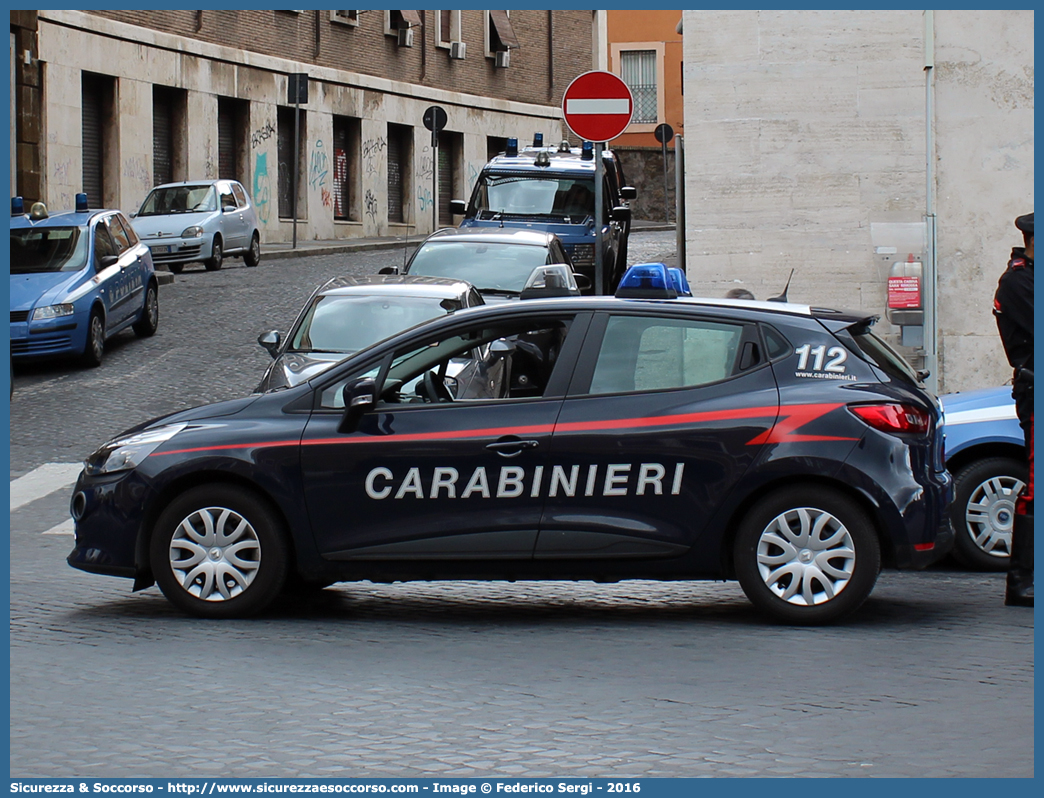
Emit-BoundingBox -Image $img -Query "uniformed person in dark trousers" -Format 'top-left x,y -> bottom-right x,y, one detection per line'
994,212 -> 1034,607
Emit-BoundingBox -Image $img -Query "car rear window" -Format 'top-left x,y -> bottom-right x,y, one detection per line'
848,326 -> 921,384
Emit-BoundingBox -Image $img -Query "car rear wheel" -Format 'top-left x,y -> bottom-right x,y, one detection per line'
733,485 -> 880,624
950,456 -> 1026,571
150,484 -> 288,618
244,232 -> 261,267
80,309 -> 105,368
133,281 -> 159,337
205,237 -> 223,271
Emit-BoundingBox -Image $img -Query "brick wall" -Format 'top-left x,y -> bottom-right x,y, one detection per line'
87,10 -> 593,108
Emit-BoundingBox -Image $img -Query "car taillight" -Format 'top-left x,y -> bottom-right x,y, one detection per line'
849,403 -> 930,434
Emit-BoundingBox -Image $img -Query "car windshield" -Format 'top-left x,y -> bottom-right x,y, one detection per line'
408,242 -> 550,294
10,226 -> 89,274
137,185 -> 218,216
290,294 -> 453,354
474,175 -> 594,220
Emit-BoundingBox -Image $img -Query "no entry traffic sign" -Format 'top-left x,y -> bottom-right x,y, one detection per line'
562,70 -> 634,143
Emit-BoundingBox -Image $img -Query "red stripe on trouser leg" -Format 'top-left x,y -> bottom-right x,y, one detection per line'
1016,414 -> 1033,515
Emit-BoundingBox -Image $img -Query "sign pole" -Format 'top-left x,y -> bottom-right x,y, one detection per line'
292,95 -> 299,250
432,127 -> 438,232
594,142 -> 604,295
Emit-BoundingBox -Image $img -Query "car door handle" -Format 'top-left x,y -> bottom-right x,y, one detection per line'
485,439 -> 540,457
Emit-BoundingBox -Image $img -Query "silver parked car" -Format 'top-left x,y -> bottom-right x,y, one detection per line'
130,180 -> 261,273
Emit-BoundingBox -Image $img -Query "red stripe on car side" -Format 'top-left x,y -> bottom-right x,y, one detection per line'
151,403 -> 856,457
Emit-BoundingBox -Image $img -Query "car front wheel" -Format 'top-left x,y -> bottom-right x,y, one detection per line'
733,485 -> 880,624
150,484 -> 288,618
950,456 -> 1026,571
80,309 -> 105,368
205,237 -> 223,271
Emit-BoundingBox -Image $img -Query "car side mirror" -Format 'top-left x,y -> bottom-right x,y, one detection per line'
572,273 -> 592,292
129,212 -> 137,219
338,377 -> 377,434
98,254 -> 119,270
450,199 -> 467,215
611,205 -> 631,223
490,339 -> 516,359
223,204 -> 237,213
620,186 -> 637,200
257,330 -> 282,358
378,266 -> 399,275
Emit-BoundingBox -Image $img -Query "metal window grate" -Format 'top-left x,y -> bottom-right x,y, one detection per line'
621,50 -> 657,124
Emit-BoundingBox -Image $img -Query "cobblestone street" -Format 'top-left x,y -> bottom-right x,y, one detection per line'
9,232 -> 1034,778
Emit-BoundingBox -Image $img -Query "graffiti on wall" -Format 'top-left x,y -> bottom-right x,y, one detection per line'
309,139 -> 329,192
467,162 -> 482,193
251,121 -> 276,149
417,187 -> 433,213
362,137 -> 386,176
122,158 -> 152,192
52,159 -> 72,185
418,146 -> 433,181
253,152 -> 271,224
204,137 -> 216,179
364,189 -> 379,223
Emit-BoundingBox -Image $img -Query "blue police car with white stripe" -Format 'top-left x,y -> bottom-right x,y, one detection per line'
10,194 -> 159,367
67,263 -> 952,624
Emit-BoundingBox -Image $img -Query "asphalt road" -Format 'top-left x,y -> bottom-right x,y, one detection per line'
8,232 -> 1034,778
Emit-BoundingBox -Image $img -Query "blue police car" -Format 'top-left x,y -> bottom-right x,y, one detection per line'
941,386 -> 1026,571
451,137 -> 635,295
67,263 -> 951,624
11,195 -> 159,367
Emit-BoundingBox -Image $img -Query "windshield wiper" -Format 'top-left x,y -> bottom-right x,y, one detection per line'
295,348 -> 351,355
478,288 -> 521,297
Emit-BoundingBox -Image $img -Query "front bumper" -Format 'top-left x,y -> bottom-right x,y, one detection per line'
10,310 -> 87,360
66,468 -> 152,581
143,235 -> 209,266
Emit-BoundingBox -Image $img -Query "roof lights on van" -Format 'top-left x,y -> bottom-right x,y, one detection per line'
615,263 -> 679,299
29,202 -> 49,220
668,267 -> 692,296
75,193 -> 89,213
533,133 -> 543,147
558,140 -> 572,153
506,138 -> 519,157
534,151 -> 551,166
580,141 -> 594,161
11,196 -> 24,216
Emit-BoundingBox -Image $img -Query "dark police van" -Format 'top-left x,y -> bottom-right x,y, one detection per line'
68,264 -> 952,625
450,136 -> 636,295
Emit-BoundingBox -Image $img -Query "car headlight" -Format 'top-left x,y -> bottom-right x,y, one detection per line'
83,423 -> 187,475
181,226 -> 204,238
31,304 -> 75,321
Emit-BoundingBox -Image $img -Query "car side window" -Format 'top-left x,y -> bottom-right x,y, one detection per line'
317,317 -> 574,410
106,216 -> 133,252
93,222 -> 118,267
218,183 -> 236,211
587,315 -> 746,395
114,213 -> 140,246
231,183 -> 249,208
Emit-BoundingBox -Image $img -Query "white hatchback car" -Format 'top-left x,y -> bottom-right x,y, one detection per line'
131,180 -> 261,274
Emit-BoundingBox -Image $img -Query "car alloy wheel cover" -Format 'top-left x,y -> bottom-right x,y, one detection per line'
168,505 -> 261,602
966,475 -> 1024,558
89,316 -> 104,360
756,506 -> 856,606
145,289 -> 158,326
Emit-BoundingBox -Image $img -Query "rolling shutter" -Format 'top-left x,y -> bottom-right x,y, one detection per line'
387,127 -> 403,223
81,76 -> 104,208
153,90 -> 174,187
437,131 -> 455,227
218,102 -> 236,180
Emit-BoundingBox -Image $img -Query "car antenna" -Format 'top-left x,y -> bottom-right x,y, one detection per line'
767,269 -> 795,303
402,235 -> 409,273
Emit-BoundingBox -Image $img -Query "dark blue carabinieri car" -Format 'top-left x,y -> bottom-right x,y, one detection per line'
10,195 -> 159,367
68,263 -> 952,624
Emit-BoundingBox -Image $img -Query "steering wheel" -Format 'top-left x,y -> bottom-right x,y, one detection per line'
422,370 -> 454,403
